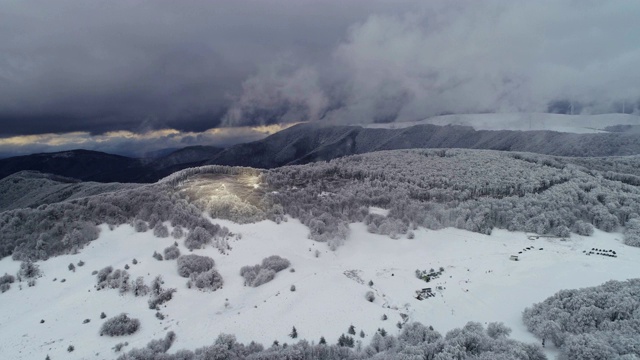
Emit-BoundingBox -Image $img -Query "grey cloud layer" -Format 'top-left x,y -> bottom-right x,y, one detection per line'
1,0 -> 639,136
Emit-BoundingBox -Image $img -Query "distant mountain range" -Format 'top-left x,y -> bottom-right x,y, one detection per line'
2,123 -> 640,183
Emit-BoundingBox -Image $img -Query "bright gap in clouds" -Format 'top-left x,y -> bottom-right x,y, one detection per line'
0,124 -> 296,158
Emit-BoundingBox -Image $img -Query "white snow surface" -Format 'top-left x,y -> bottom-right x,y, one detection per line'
364,113 -> 640,133
1,219 -> 639,359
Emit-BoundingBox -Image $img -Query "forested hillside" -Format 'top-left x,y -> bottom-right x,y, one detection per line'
3,149 -> 640,263
523,279 -> 640,359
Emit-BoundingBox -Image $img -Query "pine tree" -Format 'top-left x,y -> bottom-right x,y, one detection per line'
289,326 -> 297,339
319,336 -> 326,345
348,325 -> 356,335
359,330 -> 365,338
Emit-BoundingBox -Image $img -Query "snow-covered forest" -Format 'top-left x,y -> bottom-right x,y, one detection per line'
264,149 -> 640,248
115,320 -> 547,360
523,279 -> 640,360
3,149 -> 640,262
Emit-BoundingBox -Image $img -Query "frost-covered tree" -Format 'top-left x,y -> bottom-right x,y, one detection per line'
240,255 -> 290,287
187,269 -> 224,291
184,227 -> 213,250
176,254 -> 215,278
100,314 -> 140,336
163,245 -> 180,260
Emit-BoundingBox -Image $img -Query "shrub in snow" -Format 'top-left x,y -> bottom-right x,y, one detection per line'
152,251 -> 163,261
96,266 -> 113,283
18,260 -> 41,279
240,255 -> 290,287
0,283 -> 10,293
365,291 -> 375,302
171,226 -> 184,239
176,254 -> 215,278
153,223 -> 169,238
150,276 -> 164,295
187,269 -> 224,291
163,245 -> 180,260
261,255 -> 290,272
148,288 -> 177,310
115,331 -> 176,359
101,312 -> 107,319
96,267 -> 130,290
77,260 -> 85,266
252,268 -> 276,287
68,263 -> 75,272
113,342 -> 127,352
100,313 -> 140,336
0,273 -> 15,285
290,285 -> 296,292
67,345 -> 74,352
133,277 -> 149,297
134,219 -> 148,233
184,227 -> 212,250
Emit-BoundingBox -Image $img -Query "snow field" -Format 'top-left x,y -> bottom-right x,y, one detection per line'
0,217 -> 639,359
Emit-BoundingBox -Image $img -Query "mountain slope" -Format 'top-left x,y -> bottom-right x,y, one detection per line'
0,149 -> 149,183
0,171 -> 141,212
207,123 -> 640,169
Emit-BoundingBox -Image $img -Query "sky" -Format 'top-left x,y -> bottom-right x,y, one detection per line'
1,0 -> 639,157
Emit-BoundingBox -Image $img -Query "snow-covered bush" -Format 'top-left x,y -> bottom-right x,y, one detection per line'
148,289 -> 177,310
163,245 -> 180,260
240,255 -> 290,287
0,273 -> 15,286
96,267 -> 130,291
365,291 -> 375,302
184,227 -> 212,250
132,277 -> 149,297
261,255 -> 290,272
187,269 -> 224,291
134,220 -> 148,233
171,226 -> 184,239
100,314 -> 140,337
153,223 -> 169,238
176,254 -> 215,278
18,260 -> 41,279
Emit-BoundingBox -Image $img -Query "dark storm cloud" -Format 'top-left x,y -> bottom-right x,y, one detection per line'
0,0 -> 418,136
1,0 -> 639,143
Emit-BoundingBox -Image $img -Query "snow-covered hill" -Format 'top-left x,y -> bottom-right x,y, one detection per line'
0,218 -> 638,359
365,113 -> 640,134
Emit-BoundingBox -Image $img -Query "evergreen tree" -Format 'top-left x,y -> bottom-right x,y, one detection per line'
348,325 -> 356,335
289,326 -> 297,339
